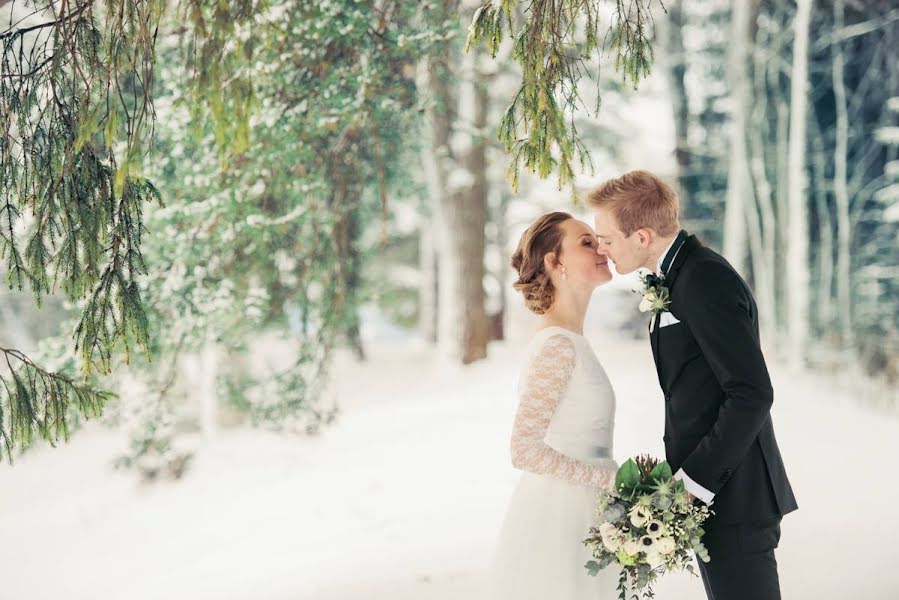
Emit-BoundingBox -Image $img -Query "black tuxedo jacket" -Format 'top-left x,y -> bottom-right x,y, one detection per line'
650,234 -> 798,524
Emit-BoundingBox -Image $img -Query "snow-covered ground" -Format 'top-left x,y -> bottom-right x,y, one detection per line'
1,318 -> 897,600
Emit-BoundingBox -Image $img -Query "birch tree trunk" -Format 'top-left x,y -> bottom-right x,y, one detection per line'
786,0 -> 813,367
659,2 -> 692,200
770,0 -> 792,335
723,0 -> 750,276
831,0 -> 853,349
810,116 -> 835,334
749,11 -> 781,344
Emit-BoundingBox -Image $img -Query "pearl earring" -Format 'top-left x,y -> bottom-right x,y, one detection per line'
561,266 -> 568,281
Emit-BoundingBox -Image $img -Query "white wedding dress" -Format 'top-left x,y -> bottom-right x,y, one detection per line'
491,326 -> 620,599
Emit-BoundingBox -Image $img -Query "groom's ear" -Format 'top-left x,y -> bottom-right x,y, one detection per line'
635,228 -> 653,247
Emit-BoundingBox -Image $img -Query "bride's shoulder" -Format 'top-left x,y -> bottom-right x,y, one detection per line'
526,327 -> 582,357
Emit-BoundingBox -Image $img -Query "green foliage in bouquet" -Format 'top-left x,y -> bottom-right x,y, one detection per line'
584,455 -> 711,600
615,454 -> 673,498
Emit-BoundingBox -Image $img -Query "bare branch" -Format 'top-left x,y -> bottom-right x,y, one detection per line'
0,1 -> 94,41
813,8 -> 899,51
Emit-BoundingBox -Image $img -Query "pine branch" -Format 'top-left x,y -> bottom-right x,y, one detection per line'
0,345 -> 112,463
0,0 -> 165,371
0,0 -> 163,456
466,0 -> 662,191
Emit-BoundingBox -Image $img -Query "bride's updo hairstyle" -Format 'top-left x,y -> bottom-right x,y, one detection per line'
511,211 -> 573,315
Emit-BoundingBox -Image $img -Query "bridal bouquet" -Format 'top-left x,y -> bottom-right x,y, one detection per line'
583,455 -> 711,600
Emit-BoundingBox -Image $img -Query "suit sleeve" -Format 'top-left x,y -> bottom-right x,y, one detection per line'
677,260 -> 774,495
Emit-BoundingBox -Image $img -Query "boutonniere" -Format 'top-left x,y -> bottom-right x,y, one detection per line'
638,272 -> 671,315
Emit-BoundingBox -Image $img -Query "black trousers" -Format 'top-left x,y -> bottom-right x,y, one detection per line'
696,516 -> 783,600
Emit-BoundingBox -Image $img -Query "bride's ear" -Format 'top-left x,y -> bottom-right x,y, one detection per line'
543,252 -> 559,272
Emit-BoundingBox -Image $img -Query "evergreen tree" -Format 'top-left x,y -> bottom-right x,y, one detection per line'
114,1 -> 454,469
1,0 -> 452,462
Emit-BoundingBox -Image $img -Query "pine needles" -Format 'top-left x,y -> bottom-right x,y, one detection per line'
466,0 -> 661,191
0,0 -> 164,460
0,346 -> 111,463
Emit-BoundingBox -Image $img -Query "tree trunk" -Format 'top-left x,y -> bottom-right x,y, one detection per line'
326,130 -> 366,360
831,0 -> 853,350
659,2 -> 692,201
810,115 -> 835,337
420,0 -> 488,364
744,190 -> 776,338
416,53 -> 447,345
417,199 -> 439,343
786,0 -> 813,368
813,171 -> 835,338
771,0 -> 792,336
748,5 -> 780,343
488,188 -> 510,342
439,48 -> 489,364
723,0 -> 750,276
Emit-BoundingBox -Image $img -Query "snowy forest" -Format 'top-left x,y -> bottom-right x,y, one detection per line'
1,1 -> 897,599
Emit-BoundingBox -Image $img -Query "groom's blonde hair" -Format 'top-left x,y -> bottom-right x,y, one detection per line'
587,170 -> 680,237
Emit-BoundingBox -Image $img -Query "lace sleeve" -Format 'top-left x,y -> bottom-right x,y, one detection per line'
510,334 -> 615,490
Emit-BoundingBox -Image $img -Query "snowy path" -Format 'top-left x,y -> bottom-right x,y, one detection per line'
1,333 -> 897,600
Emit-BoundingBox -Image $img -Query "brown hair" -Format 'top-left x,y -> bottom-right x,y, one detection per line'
511,211 -> 572,315
586,170 -> 680,236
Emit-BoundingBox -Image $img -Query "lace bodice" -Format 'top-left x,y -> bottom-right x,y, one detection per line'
510,327 -> 617,490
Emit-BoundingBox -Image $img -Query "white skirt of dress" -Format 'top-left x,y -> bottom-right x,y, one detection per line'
490,470 -> 620,600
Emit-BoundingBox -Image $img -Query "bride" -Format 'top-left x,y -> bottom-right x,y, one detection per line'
491,211 -> 620,599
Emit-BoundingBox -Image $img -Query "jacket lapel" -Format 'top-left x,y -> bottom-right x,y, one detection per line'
650,312 -> 661,374
661,234 -> 701,295
651,234 -> 701,391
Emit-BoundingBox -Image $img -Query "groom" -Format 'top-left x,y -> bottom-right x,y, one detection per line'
589,170 -> 797,600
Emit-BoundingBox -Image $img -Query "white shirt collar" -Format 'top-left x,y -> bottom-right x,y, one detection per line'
656,236 -> 680,275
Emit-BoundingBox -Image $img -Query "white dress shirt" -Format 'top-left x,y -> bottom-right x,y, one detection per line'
656,235 -> 682,275
657,235 -> 716,506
